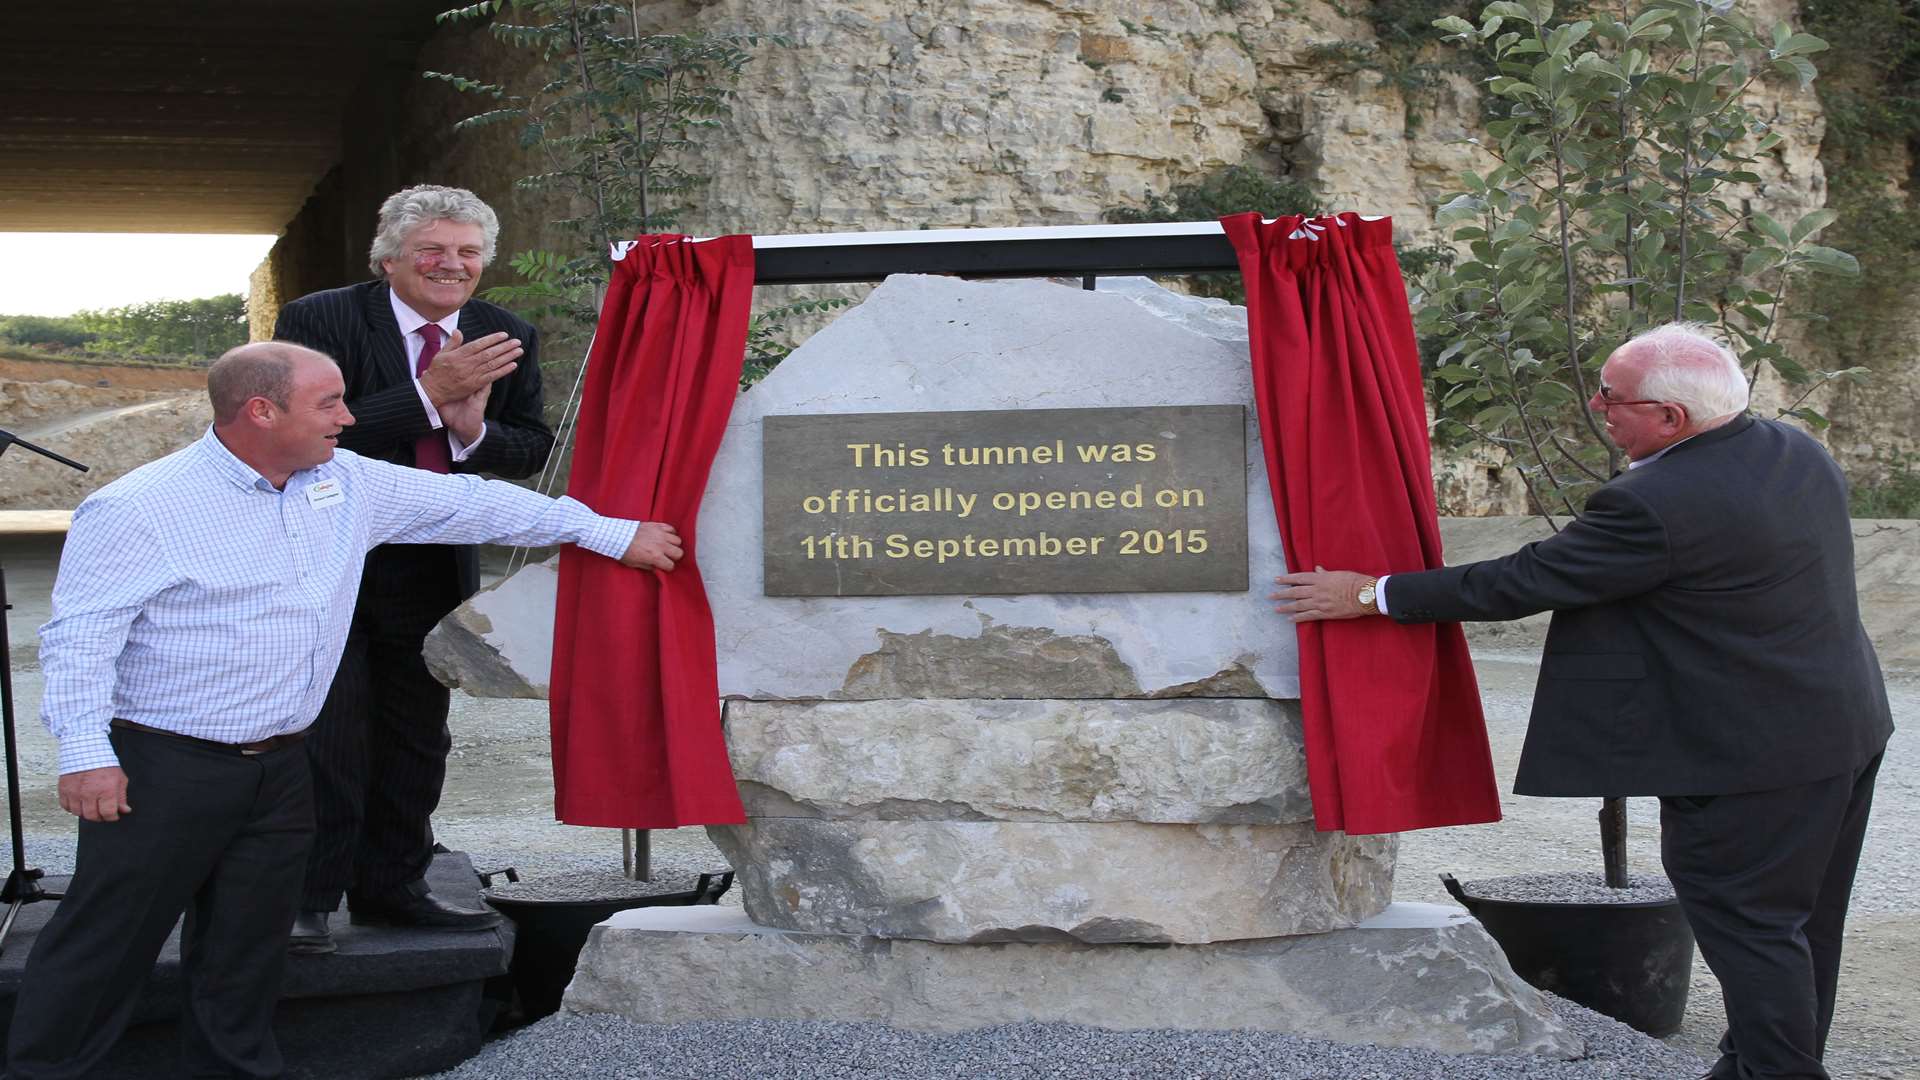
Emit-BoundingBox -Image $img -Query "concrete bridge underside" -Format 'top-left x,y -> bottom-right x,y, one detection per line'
1,0 -> 449,238
2,0 -> 495,336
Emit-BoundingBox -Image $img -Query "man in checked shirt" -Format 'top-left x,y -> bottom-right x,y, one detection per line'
6,341 -> 681,1080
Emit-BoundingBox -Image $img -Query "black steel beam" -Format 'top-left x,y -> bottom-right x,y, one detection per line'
746,225 -> 1241,286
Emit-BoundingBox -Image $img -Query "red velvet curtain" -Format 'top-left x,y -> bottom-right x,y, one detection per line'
550,234 -> 752,828
1223,212 -> 1500,834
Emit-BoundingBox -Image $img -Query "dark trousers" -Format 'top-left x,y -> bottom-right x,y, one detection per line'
1662,751 -> 1883,1080
302,544 -> 461,912
5,729 -> 314,1080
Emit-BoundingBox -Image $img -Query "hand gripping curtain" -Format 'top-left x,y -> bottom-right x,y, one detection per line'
550,234 -> 752,828
1223,212 -> 1499,834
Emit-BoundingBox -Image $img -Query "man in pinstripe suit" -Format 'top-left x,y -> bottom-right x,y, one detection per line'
272,185 -> 549,952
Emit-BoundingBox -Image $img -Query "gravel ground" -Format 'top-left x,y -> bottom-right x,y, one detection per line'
1461,872 -> 1676,905
4,538 -> 1915,1078
428,1006 -> 1710,1080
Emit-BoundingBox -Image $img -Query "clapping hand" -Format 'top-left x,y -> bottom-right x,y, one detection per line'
440,381 -> 490,445
419,330 -> 522,406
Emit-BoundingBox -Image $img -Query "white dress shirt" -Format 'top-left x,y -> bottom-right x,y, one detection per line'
39,427 -> 637,774
389,290 -> 484,461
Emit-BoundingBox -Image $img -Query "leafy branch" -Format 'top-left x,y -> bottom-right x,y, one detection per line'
1421,0 -> 1865,888
429,1 -> 778,333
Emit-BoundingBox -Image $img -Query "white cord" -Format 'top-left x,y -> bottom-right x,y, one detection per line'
506,330 -> 596,577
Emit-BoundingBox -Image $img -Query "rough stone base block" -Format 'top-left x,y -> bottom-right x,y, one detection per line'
708,818 -> 1394,943
725,697 -> 1314,824
565,904 -> 1584,1059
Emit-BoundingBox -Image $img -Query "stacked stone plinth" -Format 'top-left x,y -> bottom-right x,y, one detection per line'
565,695 -> 1583,1058
709,698 -> 1393,944
474,277 -> 1586,1057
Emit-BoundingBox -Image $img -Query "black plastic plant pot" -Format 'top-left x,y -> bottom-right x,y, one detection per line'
485,871 -> 734,1021
1441,873 -> 1695,1037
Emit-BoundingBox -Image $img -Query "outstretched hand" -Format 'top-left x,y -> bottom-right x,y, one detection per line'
621,522 -> 683,571
1270,566 -> 1377,622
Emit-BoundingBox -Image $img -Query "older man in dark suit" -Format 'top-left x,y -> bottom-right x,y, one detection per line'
273,185 -> 552,952
1275,323 -> 1892,1080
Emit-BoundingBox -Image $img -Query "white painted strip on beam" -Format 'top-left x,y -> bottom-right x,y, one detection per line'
613,216 -> 1388,260
749,220 -> 1228,248
741,216 -> 1385,248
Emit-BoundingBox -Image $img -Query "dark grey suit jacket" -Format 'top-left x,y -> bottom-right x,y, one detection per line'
272,280 -> 555,598
1387,415 -> 1892,798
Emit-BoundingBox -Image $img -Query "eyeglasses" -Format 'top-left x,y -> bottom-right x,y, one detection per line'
1597,385 -> 1666,412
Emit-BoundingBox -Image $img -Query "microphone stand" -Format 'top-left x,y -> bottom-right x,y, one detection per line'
0,427 -> 88,955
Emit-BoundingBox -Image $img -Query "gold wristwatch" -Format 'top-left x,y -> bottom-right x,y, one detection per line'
1357,577 -> 1380,615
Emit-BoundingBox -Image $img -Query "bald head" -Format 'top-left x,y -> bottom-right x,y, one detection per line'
208,342 -> 334,424
206,341 -> 353,487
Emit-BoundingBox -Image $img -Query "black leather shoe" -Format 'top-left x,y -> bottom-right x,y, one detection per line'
348,891 -> 504,931
288,910 -> 336,955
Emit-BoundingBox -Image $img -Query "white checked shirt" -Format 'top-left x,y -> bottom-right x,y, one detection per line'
39,427 -> 638,775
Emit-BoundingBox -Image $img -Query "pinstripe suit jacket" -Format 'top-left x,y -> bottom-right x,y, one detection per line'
272,279 -> 555,598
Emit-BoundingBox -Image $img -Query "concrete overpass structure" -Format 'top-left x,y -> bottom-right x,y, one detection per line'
1,1 -> 468,323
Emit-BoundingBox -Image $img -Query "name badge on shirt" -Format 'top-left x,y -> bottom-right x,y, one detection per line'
305,479 -> 345,510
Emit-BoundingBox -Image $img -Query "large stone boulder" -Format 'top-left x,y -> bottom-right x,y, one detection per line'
565,904 -> 1584,1059
701,273 -> 1293,699
422,557 -> 557,700
711,695 -> 1392,944
426,275 -> 1296,701
709,816 -> 1392,944
724,697 -> 1312,824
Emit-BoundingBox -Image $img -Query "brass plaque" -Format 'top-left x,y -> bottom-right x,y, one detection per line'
761,405 -> 1249,596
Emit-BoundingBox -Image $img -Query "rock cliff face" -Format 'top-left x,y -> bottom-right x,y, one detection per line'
687,0 -> 1448,234
390,0 -> 1853,511
410,0 -> 1820,253
408,1 -> 1482,256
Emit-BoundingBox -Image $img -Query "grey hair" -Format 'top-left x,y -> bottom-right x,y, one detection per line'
1620,323 -> 1750,425
367,185 -> 499,278
207,342 -> 332,423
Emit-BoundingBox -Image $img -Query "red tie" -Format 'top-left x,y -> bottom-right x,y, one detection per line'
413,324 -> 451,474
